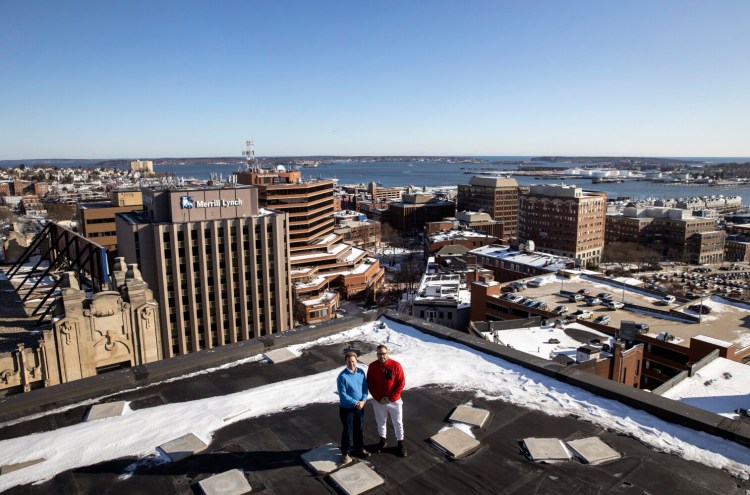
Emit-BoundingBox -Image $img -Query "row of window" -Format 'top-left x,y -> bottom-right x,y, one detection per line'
419,309 -> 453,320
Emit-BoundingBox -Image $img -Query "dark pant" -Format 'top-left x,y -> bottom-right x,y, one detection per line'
339,407 -> 364,455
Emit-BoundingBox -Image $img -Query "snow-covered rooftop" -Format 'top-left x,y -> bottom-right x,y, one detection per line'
661,357 -> 750,419
290,242 -> 349,262
298,291 -> 339,306
428,229 -> 494,242
470,245 -> 574,271
0,318 -> 749,491
483,323 -> 613,361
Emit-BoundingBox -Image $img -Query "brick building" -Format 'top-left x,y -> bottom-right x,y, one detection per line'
457,176 -> 520,237
724,223 -> 750,262
236,164 -> 383,324
517,184 -> 606,267
575,342 -> 644,388
388,193 -> 456,235
606,206 -> 725,263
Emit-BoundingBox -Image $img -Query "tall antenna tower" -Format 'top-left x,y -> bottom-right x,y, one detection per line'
243,139 -> 256,172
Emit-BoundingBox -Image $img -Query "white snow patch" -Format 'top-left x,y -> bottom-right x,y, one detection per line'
662,358 -> 750,419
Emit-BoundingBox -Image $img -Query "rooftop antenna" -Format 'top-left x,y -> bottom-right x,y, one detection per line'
159,170 -> 177,189
243,139 -> 257,172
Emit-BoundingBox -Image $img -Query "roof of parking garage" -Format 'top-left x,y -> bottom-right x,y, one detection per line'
509,273 -> 750,350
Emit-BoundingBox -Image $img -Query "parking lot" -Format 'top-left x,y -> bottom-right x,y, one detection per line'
506,274 -> 750,349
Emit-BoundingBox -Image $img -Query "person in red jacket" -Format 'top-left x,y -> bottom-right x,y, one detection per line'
366,344 -> 407,457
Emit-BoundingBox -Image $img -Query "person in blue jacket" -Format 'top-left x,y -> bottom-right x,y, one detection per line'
337,351 -> 371,463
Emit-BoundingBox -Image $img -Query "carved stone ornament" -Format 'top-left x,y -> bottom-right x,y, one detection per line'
104,330 -> 115,351
59,321 -> 74,346
141,307 -> 153,329
92,307 -> 117,317
0,369 -> 15,384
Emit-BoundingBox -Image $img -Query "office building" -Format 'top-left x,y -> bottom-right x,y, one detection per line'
129,160 -> 154,173
77,189 -> 143,254
457,176 -> 520,237
236,164 -> 384,323
115,185 -> 292,358
388,193 -> 456,235
605,206 -> 725,264
517,184 -> 606,267
725,223 -> 750,262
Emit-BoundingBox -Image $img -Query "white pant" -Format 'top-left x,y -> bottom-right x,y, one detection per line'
372,399 -> 404,441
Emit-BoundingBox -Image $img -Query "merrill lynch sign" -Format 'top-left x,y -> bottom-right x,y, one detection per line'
180,196 -> 243,209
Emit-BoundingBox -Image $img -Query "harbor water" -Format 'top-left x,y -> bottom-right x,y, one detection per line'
153,158 -> 750,204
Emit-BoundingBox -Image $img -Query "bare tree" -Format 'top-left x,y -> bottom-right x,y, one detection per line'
602,241 -> 639,271
0,206 -> 18,223
381,223 -> 401,256
602,241 -> 662,273
394,258 -> 423,293
45,202 -> 77,221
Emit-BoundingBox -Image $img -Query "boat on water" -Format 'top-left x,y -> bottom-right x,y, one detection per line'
468,170 -> 512,178
592,177 -> 625,184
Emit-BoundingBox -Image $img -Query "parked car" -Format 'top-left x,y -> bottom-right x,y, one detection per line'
596,292 -> 613,300
658,295 -> 676,305
622,321 -> 649,333
603,301 -> 624,310
573,309 -> 593,320
634,323 -> 649,333
585,297 -> 601,306
594,315 -> 611,325
568,294 -> 584,302
688,304 -> 711,314
527,278 -> 544,288
552,305 -> 569,315
577,289 -> 590,296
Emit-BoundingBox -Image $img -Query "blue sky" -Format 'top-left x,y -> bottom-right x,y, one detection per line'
1,1 -> 748,159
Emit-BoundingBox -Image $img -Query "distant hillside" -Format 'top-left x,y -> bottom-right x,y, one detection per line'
531,156 -> 702,166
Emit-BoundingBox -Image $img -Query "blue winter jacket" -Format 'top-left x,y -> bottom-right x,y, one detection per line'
337,367 -> 368,408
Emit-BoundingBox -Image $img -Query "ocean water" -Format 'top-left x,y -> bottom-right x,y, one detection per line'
154,159 -> 750,204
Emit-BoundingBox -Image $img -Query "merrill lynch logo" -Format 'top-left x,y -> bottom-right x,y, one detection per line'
179,196 -> 242,209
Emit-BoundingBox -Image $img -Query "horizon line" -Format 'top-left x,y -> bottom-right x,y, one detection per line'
2,154 -> 750,163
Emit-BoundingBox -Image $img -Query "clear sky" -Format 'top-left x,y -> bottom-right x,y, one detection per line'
1,1 -> 749,159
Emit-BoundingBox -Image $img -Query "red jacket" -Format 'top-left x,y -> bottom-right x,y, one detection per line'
367,358 -> 405,402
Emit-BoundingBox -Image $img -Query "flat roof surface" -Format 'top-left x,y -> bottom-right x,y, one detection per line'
514,274 -> 750,348
0,318 -> 748,494
662,357 -> 750,418
484,324 -> 613,361
470,245 -> 574,271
